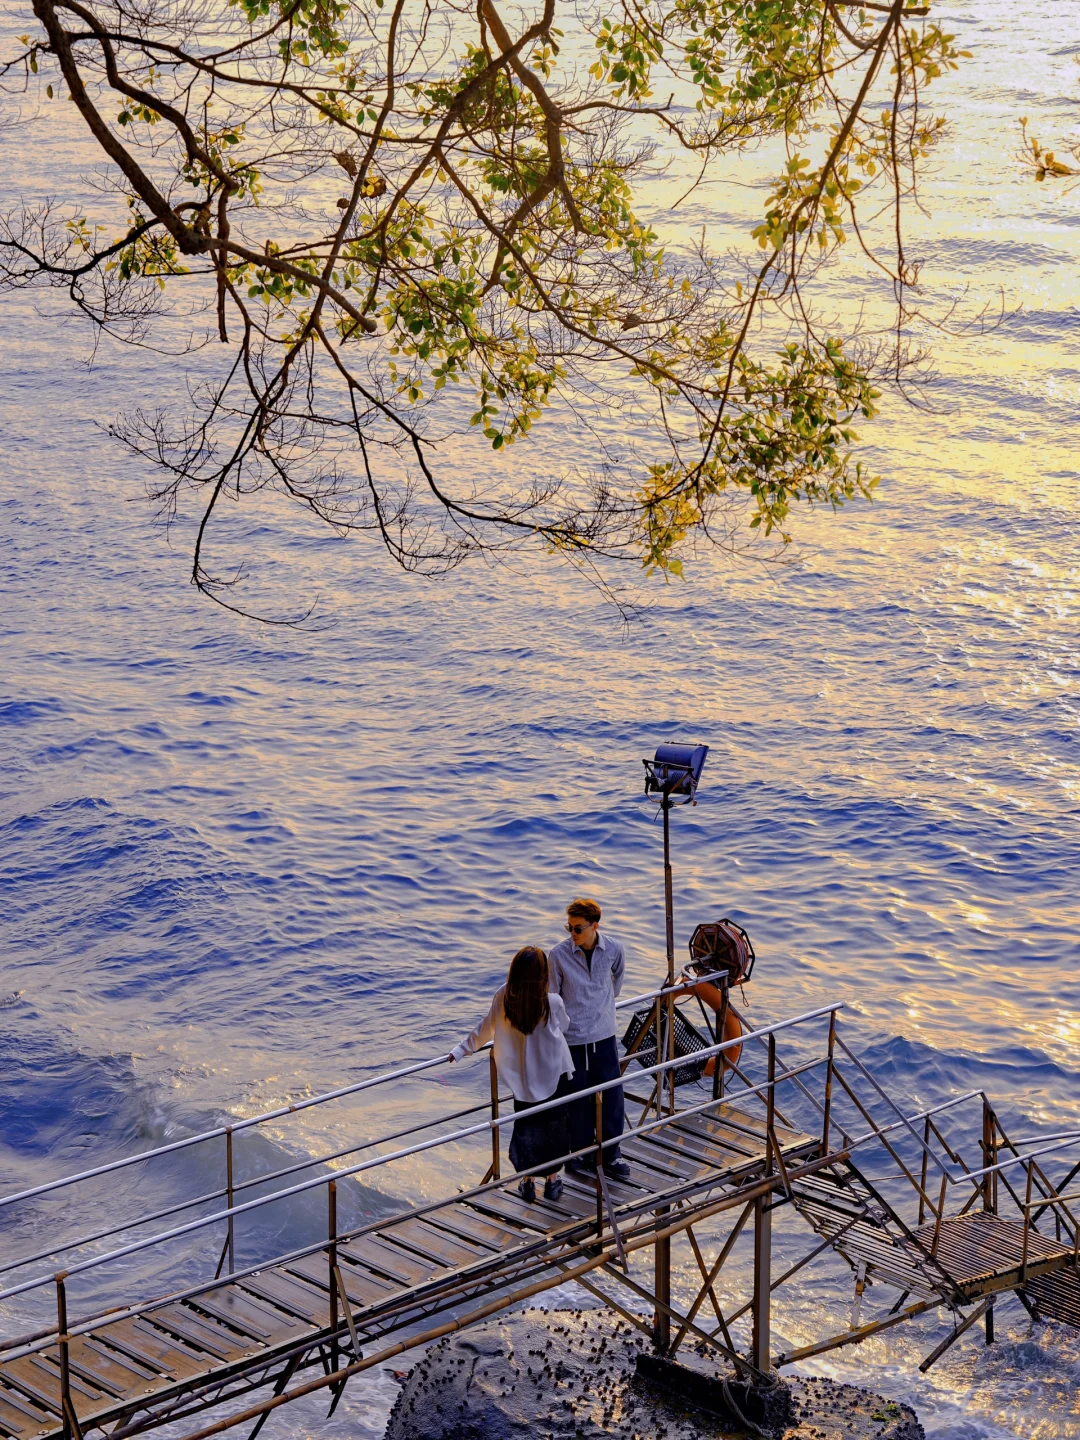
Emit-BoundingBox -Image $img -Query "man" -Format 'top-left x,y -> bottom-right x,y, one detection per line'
547,897 -> 631,1182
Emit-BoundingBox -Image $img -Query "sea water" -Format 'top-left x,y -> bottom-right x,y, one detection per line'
1,0 -> 1079,1434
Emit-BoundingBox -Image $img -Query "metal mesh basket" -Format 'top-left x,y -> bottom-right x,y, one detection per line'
621,1005 -> 712,1087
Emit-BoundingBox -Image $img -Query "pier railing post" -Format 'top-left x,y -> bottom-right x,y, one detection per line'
652,994 -> 663,1120
714,979 -> 729,1102
752,1194 -> 772,1374
328,1180 -> 339,1372
654,1219 -> 671,1352
753,1035 -> 776,1374
982,1099 -> 995,1343
225,1126 -> 236,1275
918,1116 -> 931,1227
821,1011 -> 835,1153
489,1053 -> 501,1182
594,1093 -> 605,1234
56,1273 -> 79,1440
662,795 -> 676,1115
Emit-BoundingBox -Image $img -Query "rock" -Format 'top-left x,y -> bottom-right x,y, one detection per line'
383,1309 -> 925,1440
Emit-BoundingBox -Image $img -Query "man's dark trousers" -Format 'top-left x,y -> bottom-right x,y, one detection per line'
566,1036 -> 624,1169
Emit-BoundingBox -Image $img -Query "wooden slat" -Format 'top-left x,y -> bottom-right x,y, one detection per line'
669,1115 -> 766,1159
612,1143 -> 687,1186
0,1387 -> 54,1439
56,1338 -> 160,1399
1028,1268 -> 1080,1327
642,1127 -> 724,1167
286,1254 -> 395,1310
240,1271 -> 332,1328
467,1190 -> 577,1234
1,1357 -> 103,1415
95,1318 -> 211,1380
424,1206 -> 525,1252
911,1216 -> 1069,1286
622,1138 -> 704,1181
383,1219 -> 489,1270
339,1237 -> 436,1287
192,1287 -> 312,1345
149,1306 -> 257,1362
566,1171 -> 647,1207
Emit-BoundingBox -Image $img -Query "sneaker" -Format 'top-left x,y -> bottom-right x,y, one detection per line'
603,1159 -> 632,1184
517,1177 -> 537,1203
565,1159 -> 595,1177
544,1175 -> 564,1202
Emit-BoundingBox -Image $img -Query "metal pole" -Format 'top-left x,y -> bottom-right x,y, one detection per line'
982,1099 -> 995,1343
653,993 -> 663,1121
918,1116 -> 930,1227
654,1211 -> 671,1352
328,1181 -> 338,1373
489,1053 -> 501,1182
752,1195 -> 772,1374
821,1011 -> 835,1152
657,797 -> 675,1346
225,1127 -> 236,1275
56,1273 -> 76,1440
595,1093 -> 605,1234
663,795 -> 676,1115
714,979 -> 728,1102
754,1033 -> 776,1372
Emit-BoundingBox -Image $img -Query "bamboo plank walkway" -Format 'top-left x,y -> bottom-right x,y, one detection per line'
0,1101 -> 817,1440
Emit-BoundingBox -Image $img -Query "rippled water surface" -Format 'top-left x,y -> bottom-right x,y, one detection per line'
2,0 -> 1080,1435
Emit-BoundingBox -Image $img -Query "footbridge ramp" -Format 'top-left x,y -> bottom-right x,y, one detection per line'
2,988 -> 1078,1440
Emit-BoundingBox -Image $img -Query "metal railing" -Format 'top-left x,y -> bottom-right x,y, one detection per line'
0,1001 -> 844,1362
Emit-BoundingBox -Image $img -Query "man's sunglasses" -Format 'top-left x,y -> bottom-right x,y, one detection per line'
566,922 -> 592,935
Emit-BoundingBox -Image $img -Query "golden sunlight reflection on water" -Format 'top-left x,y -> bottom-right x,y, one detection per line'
0,0 -> 1078,1434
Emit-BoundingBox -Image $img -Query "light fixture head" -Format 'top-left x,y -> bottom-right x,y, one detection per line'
643,743 -> 709,805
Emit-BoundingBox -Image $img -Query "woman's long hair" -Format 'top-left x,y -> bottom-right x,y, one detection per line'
502,946 -> 550,1036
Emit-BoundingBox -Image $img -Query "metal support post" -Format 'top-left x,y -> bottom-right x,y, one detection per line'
662,796 -> 676,1114
595,1092 -> 605,1234
982,1099 -> 995,1343
328,1181 -> 339,1373
56,1273 -> 81,1440
752,1194 -> 772,1375
225,1126 -> 236,1275
654,1215 -> 671,1352
918,1116 -> 930,1227
713,979 -> 729,1101
489,1053 -> 501,1181
821,1011 -> 835,1152
653,994 -> 663,1121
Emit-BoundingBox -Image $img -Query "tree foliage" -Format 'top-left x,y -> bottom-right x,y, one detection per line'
1,0 -> 965,613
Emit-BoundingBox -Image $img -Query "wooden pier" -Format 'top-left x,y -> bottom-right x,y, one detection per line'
3,993 -> 1079,1440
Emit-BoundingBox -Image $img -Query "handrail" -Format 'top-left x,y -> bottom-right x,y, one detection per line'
834,1035 -> 960,1185
0,1052 -> 452,1212
0,975 -> 720,1214
0,1045 -> 830,1365
962,1134 -> 1080,1183
845,1091 -> 982,1160
0,1003 -> 841,1306
0,1097 -> 503,1280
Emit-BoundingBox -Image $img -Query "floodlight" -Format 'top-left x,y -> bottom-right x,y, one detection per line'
643,743 -> 709,806
639,740 -> 710,1115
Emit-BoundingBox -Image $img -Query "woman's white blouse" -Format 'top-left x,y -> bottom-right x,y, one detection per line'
452,989 -> 574,1103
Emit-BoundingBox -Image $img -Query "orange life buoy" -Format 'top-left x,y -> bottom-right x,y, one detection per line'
678,975 -> 744,1073
703,1003 -> 743,1076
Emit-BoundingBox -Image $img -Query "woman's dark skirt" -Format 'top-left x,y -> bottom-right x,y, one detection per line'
508,1082 -> 570,1177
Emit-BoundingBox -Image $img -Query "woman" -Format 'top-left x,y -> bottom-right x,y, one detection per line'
449,946 -> 573,1202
